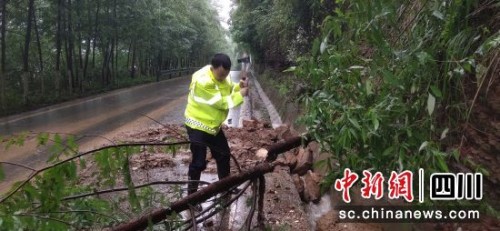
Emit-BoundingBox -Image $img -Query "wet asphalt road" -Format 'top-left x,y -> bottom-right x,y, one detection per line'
0,76 -> 191,191
0,71 -> 241,192
0,77 -> 190,137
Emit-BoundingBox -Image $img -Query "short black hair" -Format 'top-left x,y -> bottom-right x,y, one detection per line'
211,53 -> 231,70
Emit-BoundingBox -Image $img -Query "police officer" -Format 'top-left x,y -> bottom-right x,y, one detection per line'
184,53 -> 248,197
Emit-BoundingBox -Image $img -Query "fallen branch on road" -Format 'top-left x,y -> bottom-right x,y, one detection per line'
61,180 -> 212,201
112,135 -> 311,231
112,162 -> 276,231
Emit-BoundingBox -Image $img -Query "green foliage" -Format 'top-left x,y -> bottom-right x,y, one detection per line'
231,0 -> 331,64
0,133 -> 191,229
4,132 -> 28,150
0,164 -> 4,181
245,2 -> 500,218
293,0 -> 498,186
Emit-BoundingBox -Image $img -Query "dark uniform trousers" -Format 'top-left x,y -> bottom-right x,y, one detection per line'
185,125 -> 231,194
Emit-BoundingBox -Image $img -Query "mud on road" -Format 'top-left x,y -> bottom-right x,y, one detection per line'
77,121 -> 316,230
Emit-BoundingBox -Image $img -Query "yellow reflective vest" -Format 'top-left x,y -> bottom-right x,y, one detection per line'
184,65 -> 243,135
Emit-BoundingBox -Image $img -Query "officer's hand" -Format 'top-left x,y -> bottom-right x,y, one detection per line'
239,77 -> 248,88
240,87 -> 249,96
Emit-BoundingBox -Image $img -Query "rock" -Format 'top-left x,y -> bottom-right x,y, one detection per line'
292,174 -> 305,202
230,138 -> 243,148
292,147 -> 313,176
257,121 -> 272,129
243,141 -> 254,150
203,220 -> 214,227
242,119 -> 258,128
268,189 -> 277,194
258,129 -> 276,141
256,148 -> 268,159
129,153 -> 176,169
284,152 -> 297,170
275,125 -> 293,140
147,130 -> 160,136
303,170 -> 321,203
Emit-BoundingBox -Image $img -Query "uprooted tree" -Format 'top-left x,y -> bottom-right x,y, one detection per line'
0,123 -> 314,230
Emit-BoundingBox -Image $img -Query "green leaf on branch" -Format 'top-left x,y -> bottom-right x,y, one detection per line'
419,141 -> 429,152
433,151 -> 449,172
440,128 -> 449,140
320,30 -> 331,54
0,164 -> 5,181
48,134 -> 64,163
429,85 -> 442,98
348,117 -> 361,130
427,93 -> 436,116
37,133 -> 50,146
283,66 -> 296,72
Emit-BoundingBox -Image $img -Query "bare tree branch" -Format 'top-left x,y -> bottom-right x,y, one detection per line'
111,162 -> 276,231
257,175 -> 266,228
181,181 -> 252,231
230,154 -> 243,173
244,179 -> 258,231
139,113 -> 188,141
112,135 -> 310,231
187,204 -> 198,231
62,180 -> 211,201
31,210 -> 120,222
0,161 -> 36,171
16,213 -> 75,228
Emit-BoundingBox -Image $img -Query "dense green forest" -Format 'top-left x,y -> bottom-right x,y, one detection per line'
232,0 -> 499,212
0,0 -> 229,116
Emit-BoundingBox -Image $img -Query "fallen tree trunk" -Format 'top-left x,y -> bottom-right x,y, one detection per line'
255,135 -> 310,162
112,135 -> 309,231
112,162 -> 275,231
266,136 -> 309,161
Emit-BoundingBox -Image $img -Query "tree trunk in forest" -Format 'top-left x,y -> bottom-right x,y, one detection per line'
75,1 -> 83,70
33,8 -> 44,95
23,0 -> 34,72
0,0 -> 7,109
92,0 -> 100,69
100,42 -> 108,85
83,34 -> 91,80
64,36 -> 72,94
75,0 -> 83,92
55,0 -> 62,71
126,41 -> 131,70
113,0 -> 118,83
113,38 -> 118,82
156,51 -> 162,82
21,0 -> 35,105
109,40 -> 115,84
65,0 -> 75,94
138,52 -> 144,76
130,42 -> 136,79
33,9 -> 43,72
54,0 -> 63,97
101,40 -> 113,86
83,0 -> 92,80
